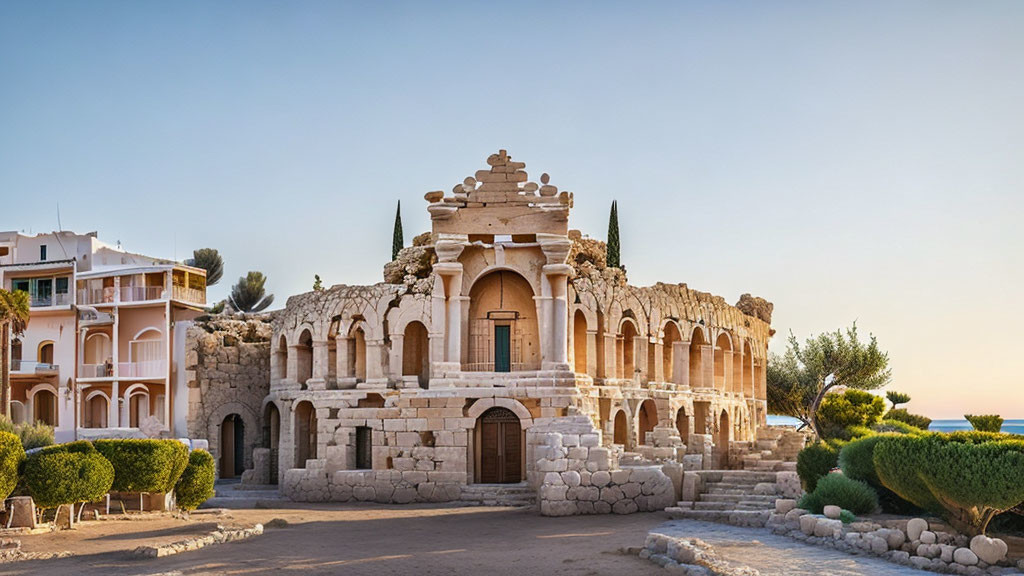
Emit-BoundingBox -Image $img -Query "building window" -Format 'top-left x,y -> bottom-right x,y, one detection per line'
40,245 -> 47,261
12,279 -> 29,293
56,277 -> 69,295
355,426 -> 372,469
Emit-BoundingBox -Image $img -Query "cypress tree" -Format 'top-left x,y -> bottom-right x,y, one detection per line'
392,200 -> 404,260
606,200 -> 620,268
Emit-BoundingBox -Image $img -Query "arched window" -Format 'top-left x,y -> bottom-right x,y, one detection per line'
663,322 -> 682,384
573,310 -> 588,374
689,327 -> 706,388
273,335 -> 288,381
714,333 -> 732,392
619,320 -> 638,380
613,410 -> 628,446
296,329 -> 313,386
38,341 -> 54,366
637,399 -> 658,445
402,321 -> 429,388
466,270 -> 539,372
294,401 -> 317,468
349,324 -> 367,382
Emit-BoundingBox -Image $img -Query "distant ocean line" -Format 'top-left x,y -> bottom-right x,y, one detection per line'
766,415 -> 1024,435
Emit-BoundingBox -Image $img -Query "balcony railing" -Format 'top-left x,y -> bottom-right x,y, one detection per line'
79,363 -> 114,378
120,286 -> 165,302
118,360 -> 166,379
172,285 -> 205,305
11,360 -> 59,374
30,293 -> 71,307
77,288 -> 116,305
461,361 -> 542,373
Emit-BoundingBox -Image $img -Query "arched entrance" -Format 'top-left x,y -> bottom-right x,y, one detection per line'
475,407 -> 522,483
263,402 -> 281,484
663,322 -> 682,383
637,399 -> 657,445
714,333 -> 731,392
296,329 -> 313,386
613,410 -> 628,446
350,324 -> 367,382
676,407 -> 689,444
84,393 -> 108,428
220,414 -> 245,478
467,270 -> 539,372
718,410 -> 731,468
32,388 -> 58,426
573,310 -> 587,374
619,319 -> 638,379
402,321 -> 430,388
294,401 -> 317,468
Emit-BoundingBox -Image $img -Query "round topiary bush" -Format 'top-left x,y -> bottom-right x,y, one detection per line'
883,409 -> 931,430
94,439 -> 189,494
797,441 -> 841,492
0,430 -> 25,501
872,419 -> 924,435
874,431 -> 1024,535
175,450 -> 216,511
797,472 -> 879,515
23,449 -> 114,509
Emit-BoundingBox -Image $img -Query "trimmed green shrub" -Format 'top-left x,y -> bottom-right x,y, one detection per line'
839,434 -> 885,486
874,431 -> 1024,535
0,415 -> 54,449
94,439 -> 189,493
884,409 -> 931,430
175,450 -> 216,511
839,509 -> 857,524
0,430 -> 25,501
23,450 -> 114,509
798,472 -> 878,515
816,390 -> 887,439
872,419 -> 923,435
797,441 -> 841,492
965,414 -> 1003,433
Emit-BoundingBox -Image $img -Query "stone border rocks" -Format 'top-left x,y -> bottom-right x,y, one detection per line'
132,524 -> 264,558
642,531 -> 760,575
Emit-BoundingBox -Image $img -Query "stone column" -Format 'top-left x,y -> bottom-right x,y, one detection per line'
359,339 -> 388,389
701,345 -> 714,391
538,234 -> 572,372
673,341 -> 689,386
308,340 -> 328,390
433,234 -> 467,374
586,329 -> 598,377
724,350 -> 734,395
604,333 -> 617,381
652,338 -> 664,384
388,333 -> 404,385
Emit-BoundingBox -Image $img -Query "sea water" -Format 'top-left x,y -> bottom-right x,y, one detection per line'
766,415 -> 1024,435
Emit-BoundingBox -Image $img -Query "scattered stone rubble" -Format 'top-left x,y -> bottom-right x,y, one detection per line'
132,523 -> 264,558
643,531 -> 760,575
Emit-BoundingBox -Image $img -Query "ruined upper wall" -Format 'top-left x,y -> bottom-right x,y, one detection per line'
424,150 -> 573,236
274,282 -> 406,343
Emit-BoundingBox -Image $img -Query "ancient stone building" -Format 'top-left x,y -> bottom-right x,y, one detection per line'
262,151 -> 773,515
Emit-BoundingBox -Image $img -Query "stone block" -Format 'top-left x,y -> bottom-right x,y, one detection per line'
968,535 -> 1007,565
775,499 -> 796,515
953,547 -> 978,566
823,505 -> 841,519
907,518 -> 928,541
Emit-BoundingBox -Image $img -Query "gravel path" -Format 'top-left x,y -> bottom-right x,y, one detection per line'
652,519 -> 922,575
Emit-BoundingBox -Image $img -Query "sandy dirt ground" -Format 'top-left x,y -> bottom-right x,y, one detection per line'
3,503 -> 667,576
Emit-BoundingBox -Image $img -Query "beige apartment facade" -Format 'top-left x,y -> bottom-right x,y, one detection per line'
0,230 -> 207,442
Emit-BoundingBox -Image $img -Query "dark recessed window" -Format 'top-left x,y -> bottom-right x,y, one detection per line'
40,245 -> 47,261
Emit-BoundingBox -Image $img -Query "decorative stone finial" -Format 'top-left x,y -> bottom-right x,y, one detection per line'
540,173 -> 550,184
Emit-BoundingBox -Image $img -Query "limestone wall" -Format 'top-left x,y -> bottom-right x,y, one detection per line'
184,315 -> 272,476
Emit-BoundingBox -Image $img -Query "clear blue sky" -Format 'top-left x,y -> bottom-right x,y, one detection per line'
2,1 -> 1022,418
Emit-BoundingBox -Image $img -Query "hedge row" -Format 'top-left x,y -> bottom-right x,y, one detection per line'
0,437 -> 215,514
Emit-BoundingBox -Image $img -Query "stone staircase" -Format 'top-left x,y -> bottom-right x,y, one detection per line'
206,482 -> 285,509
667,470 -> 780,526
732,427 -> 805,472
459,482 -> 537,508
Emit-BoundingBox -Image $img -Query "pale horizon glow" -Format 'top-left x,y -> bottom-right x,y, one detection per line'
2,1 -> 1022,419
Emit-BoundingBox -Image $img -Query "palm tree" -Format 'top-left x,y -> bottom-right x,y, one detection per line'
186,248 -> 224,286
228,271 -> 274,313
0,289 -> 30,418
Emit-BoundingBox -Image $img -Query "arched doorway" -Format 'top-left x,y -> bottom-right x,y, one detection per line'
296,329 -> 313,386
402,321 -> 430,388
663,322 -> 682,383
467,270 -> 539,372
32,388 -> 57,426
475,407 -> 522,483
620,320 -> 638,379
263,402 -> 281,484
573,310 -> 587,374
676,407 -> 689,445
84,393 -> 108,428
273,335 -> 288,381
349,324 -> 367,382
220,414 -> 245,478
716,332 -> 733,389
613,410 -> 628,446
127,387 -> 150,427
637,399 -> 657,445
718,410 -> 731,468
743,341 -> 753,397
294,401 -> 317,468
689,327 -> 705,388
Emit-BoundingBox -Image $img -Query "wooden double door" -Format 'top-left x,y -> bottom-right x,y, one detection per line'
478,408 -> 522,483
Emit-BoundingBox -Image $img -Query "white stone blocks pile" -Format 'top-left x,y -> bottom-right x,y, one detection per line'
766,510 -> 1020,575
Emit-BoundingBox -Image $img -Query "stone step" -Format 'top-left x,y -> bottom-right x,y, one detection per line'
665,506 -> 772,527
701,493 -> 777,503
692,501 -> 773,511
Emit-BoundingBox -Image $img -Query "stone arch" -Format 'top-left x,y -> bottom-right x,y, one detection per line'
348,322 -> 367,382
294,400 -> 317,468
613,409 -> 628,446
718,409 -> 731,468
83,390 -> 109,428
662,320 -> 683,384
713,332 -> 732,392
466,269 -> 539,372
220,413 -> 246,478
295,328 -> 314,386
27,383 -> 58,426
83,332 -> 112,366
675,406 -> 690,445
572,309 -> 588,374
618,317 -> 639,380
473,407 -> 524,484
263,401 -> 281,484
402,320 -> 430,387
124,383 -> 151,427
206,401 -> 259,476
466,397 -> 534,425
273,334 -> 288,381
637,399 -> 658,446
689,326 -> 706,388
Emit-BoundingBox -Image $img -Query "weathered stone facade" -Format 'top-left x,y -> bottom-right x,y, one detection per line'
183,315 -> 272,478
263,151 -> 774,514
